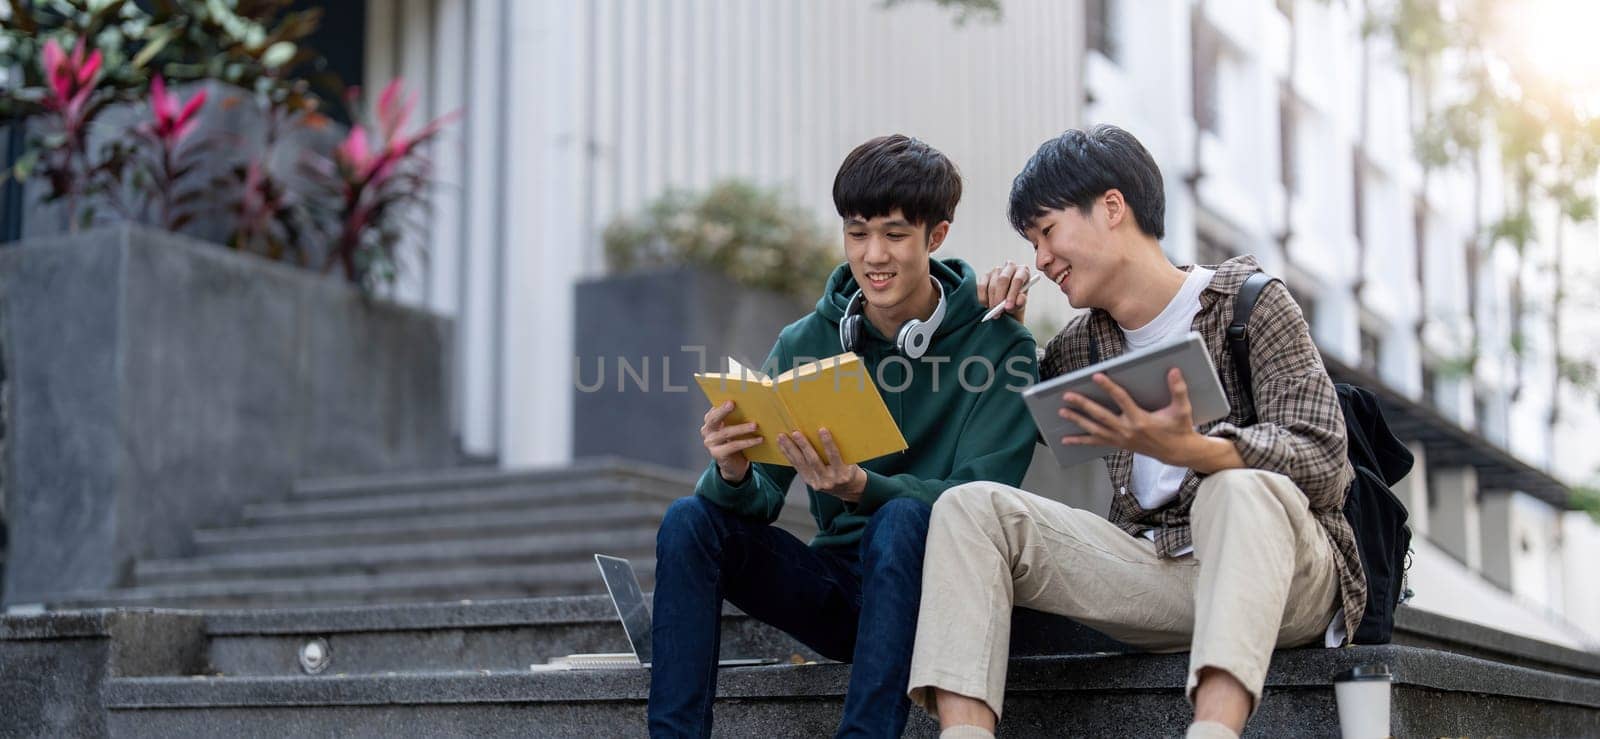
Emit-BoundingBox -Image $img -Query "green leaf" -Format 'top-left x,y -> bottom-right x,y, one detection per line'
131,27 -> 172,69
11,148 -> 40,181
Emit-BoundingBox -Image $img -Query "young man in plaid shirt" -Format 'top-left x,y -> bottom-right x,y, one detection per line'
905,125 -> 1361,739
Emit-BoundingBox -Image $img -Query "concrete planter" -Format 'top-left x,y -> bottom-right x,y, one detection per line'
0,225 -> 456,606
572,268 -> 811,473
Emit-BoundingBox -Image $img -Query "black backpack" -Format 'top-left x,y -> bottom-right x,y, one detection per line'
1229,272 -> 1414,644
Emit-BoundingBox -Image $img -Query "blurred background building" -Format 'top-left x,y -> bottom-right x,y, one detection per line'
4,1 -> 1599,733
3,0 -> 1597,651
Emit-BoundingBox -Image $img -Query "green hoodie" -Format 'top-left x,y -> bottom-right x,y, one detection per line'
695,258 -> 1039,549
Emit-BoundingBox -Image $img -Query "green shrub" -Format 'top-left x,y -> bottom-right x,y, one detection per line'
603,180 -> 840,300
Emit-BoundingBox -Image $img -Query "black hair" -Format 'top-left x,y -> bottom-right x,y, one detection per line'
1007,124 -> 1165,239
832,135 -> 962,229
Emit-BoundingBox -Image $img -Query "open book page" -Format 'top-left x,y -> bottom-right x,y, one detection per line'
694,352 -> 907,467
724,356 -> 768,383
773,354 -> 907,464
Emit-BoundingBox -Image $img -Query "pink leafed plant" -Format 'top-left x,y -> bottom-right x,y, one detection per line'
41,37 -> 103,124
305,78 -> 460,288
131,76 -> 209,231
29,36 -> 124,230
219,154 -> 306,264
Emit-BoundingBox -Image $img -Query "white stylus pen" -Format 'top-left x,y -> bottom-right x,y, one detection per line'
980,270 -> 1045,322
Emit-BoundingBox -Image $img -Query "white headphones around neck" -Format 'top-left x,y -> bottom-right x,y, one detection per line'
838,277 -> 947,359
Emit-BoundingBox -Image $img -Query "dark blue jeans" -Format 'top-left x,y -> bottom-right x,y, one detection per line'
647,495 -> 932,738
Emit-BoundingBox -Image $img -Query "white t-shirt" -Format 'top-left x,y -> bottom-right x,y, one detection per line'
1120,267 -> 1215,521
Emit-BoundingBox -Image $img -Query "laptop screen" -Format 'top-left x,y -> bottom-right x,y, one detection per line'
595,554 -> 652,663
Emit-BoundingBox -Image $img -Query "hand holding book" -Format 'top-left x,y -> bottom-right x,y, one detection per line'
775,428 -> 867,502
701,400 -> 762,484
695,353 -> 908,474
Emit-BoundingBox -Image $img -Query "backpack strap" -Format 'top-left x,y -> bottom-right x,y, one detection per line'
1229,271 -> 1278,424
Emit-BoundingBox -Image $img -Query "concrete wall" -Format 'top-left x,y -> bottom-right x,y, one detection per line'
571,269 -> 808,472
1429,466 -> 1481,571
0,227 -> 456,606
1561,512 -> 1600,634
1393,441 -> 1429,537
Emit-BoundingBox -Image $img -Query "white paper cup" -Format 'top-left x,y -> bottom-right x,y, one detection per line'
1333,663 -> 1393,739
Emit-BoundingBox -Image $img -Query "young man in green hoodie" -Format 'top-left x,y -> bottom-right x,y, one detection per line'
648,135 -> 1039,738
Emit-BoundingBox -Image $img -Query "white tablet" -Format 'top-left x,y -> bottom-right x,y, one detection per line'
1024,331 -> 1231,468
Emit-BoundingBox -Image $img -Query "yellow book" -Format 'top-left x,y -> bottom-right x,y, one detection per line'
693,353 -> 908,467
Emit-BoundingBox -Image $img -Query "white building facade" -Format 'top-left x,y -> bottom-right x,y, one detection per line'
366,0 -> 1599,646
1081,0 -> 1600,644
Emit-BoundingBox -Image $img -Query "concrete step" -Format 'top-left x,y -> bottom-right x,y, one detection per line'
199,595 -> 823,678
288,457 -> 700,501
190,500 -> 669,554
99,646 -> 1600,738
193,596 -> 1118,679
136,529 -> 661,585
53,559 -> 655,610
242,471 -> 814,537
237,476 -> 671,525
182,596 -> 1600,683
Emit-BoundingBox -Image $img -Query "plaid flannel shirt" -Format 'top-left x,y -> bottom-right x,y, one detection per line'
1039,255 -> 1365,643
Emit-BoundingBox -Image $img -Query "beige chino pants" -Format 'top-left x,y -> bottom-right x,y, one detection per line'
907,468 -> 1340,722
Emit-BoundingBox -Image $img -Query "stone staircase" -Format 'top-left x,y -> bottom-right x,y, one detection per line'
49,459 -> 813,610
4,459 -> 1599,737
7,594 -> 1600,737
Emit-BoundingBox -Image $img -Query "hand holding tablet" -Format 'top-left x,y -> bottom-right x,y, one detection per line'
1024,332 -> 1231,468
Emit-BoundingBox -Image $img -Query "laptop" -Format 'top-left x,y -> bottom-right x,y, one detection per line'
536,555 -> 782,670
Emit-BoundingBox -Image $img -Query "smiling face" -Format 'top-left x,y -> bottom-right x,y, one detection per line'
843,208 -> 947,318
1022,197 -> 1117,310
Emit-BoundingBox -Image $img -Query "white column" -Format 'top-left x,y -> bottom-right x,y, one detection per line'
393,0 -> 435,307
459,0 -> 507,458
429,0 -> 467,315
364,0 -> 397,99
430,0 -> 468,439
499,0 -> 587,466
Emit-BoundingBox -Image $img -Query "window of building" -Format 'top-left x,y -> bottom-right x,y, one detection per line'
1359,326 -> 1383,375
1421,364 -> 1440,408
1192,15 -> 1221,135
1087,0 -> 1119,62
1474,394 -> 1490,433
